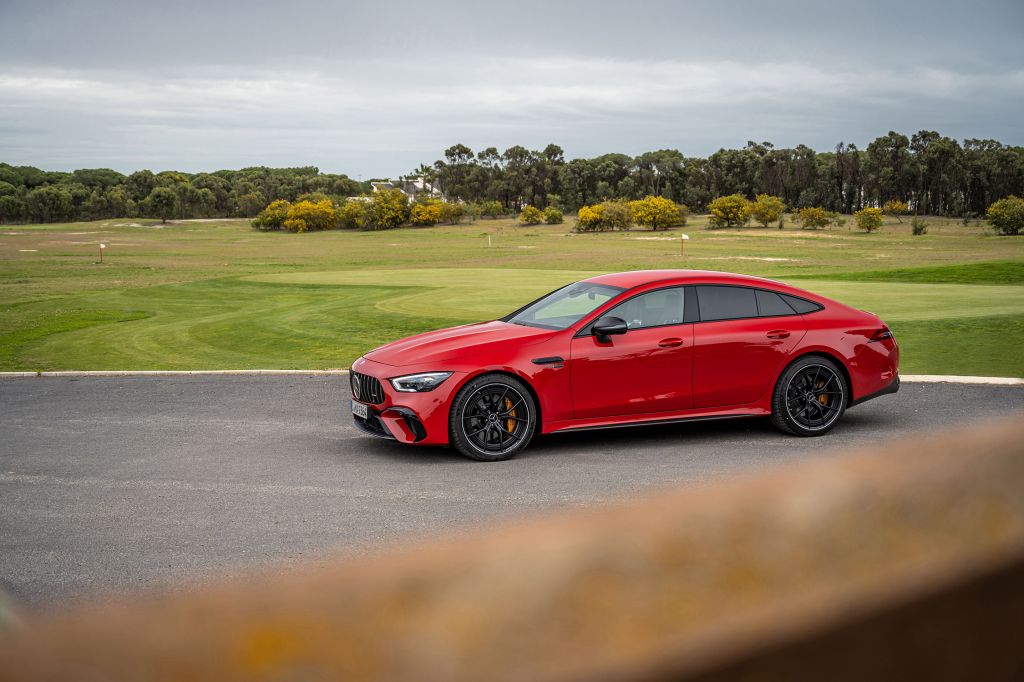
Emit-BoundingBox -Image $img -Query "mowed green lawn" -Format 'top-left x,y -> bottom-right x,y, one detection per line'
1,215 -> 1023,375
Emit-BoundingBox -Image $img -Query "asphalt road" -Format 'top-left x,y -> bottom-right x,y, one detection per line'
2,375 -> 1022,608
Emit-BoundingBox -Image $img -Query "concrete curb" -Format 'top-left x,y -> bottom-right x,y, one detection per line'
900,374 -> 1024,385
0,370 -> 1021,385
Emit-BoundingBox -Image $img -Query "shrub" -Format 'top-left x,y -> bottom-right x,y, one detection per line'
518,205 -> 544,225
707,194 -> 751,228
574,201 -> 632,231
575,204 -> 605,231
464,202 -> 483,222
440,201 -> 465,225
986,196 -> 1024,235
750,194 -> 785,228
481,200 -> 504,219
854,207 -> 885,232
252,199 -> 291,230
600,200 -> 633,230
410,200 -> 443,226
543,206 -> 564,224
883,200 -> 909,223
367,188 -> 410,230
911,217 -> 928,235
629,195 -> 685,230
337,199 -> 369,229
798,207 -> 830,230
284,199 -> 336,232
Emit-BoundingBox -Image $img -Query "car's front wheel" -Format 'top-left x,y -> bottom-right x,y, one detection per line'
449,374 -> 537,461
771,356 -> 848,436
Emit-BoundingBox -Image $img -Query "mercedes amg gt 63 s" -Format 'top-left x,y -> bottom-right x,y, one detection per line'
349,270 -> 899,461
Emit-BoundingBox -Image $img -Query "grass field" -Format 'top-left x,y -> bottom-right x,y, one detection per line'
2,214 -> 1023,375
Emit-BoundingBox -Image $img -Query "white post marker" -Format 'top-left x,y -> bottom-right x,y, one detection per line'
680,233 -> 689,257
99,242 -> 106,264
487,234 -> 492,247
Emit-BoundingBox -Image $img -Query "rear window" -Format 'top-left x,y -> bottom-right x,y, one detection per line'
756,289 -> 796,317
696,286 -> 758,321
780,293 -> 823,314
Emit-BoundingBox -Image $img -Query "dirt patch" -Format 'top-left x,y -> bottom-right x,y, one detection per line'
703,256 -> 795,262
166,218 -> 250,224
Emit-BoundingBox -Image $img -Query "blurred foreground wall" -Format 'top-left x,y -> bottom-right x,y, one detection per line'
1,416 -> 1023,681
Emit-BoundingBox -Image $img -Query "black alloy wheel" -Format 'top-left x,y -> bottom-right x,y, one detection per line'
771,356 -> 847,436
449,375 -> 536,461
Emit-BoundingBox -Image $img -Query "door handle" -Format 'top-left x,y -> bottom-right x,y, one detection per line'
658,337 -> 684,348
766,330 -> 791,339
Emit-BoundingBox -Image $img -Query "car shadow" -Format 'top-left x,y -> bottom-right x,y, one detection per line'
340,408 -> 898,464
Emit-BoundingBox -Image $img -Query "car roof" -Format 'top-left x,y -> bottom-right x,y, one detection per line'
584,269 -> 787,290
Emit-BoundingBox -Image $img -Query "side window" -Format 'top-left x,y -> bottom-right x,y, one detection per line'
756,289 -> 796,317
696,285 -> 758,321
780,293 -> 823,314
604,287 -> 685,330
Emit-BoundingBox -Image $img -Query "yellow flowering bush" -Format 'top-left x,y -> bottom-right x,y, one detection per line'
411,200 -> 443,226
750,194 -> 785,228
854,207 -> 885,232
707,194 -> 752,228
798,206 -> 831,230
629,195 -> 686,230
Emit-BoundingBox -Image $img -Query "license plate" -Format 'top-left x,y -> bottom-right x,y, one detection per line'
350,400 -> 369,419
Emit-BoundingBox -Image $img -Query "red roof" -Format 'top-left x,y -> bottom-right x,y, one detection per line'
584,269 -> 785,290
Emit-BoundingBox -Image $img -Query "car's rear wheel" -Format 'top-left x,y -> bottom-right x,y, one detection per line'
771,356 -> 847,436
449,374 -> 536,461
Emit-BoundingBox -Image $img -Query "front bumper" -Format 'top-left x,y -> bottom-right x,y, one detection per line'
353,404 -> 427,443
348,357 -> 465,446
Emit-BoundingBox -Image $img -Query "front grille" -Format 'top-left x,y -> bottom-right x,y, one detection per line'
351,370 -> 385,405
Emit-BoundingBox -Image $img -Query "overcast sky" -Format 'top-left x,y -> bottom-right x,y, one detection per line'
1,0 -> 1022,177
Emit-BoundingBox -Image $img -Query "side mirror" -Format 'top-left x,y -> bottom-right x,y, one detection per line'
592,316 -> 628,341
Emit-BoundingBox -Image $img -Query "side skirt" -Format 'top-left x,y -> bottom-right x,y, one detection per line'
548,412 -> 762,434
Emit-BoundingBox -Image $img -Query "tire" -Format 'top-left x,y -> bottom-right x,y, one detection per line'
449,374 -> 537,461
770,356 -> 848,436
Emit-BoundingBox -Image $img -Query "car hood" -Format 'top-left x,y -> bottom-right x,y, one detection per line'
364,320 -> 556,367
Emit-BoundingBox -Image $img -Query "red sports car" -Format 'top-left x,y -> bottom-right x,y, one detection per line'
349,270 -> 899,461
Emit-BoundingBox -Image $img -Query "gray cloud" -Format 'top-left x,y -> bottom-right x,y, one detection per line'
1,0 -> 1022,176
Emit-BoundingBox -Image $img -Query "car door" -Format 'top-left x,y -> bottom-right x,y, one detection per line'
692,286 -> 806,408
569,286 -> 694,419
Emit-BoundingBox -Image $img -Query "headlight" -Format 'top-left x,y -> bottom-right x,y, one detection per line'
389,372 -> 453,393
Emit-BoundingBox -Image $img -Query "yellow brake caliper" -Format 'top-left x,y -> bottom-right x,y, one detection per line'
505,398 -> 517,433
817,380 -> 829,406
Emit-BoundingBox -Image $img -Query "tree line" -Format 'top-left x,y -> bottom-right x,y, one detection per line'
1,129 -> 1022,224
424,132 -> 1023,218
0,165 -> 365,224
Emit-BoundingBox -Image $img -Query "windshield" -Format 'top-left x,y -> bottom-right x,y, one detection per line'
505,282 -> 624,330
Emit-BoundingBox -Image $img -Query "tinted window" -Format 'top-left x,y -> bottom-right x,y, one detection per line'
605,287 -> 685,329
756,289 -> 796,317
780,293 -> 823,314
696,285 -> 757,321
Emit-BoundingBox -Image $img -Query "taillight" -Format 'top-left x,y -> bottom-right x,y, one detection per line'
870,325 -> 894,342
